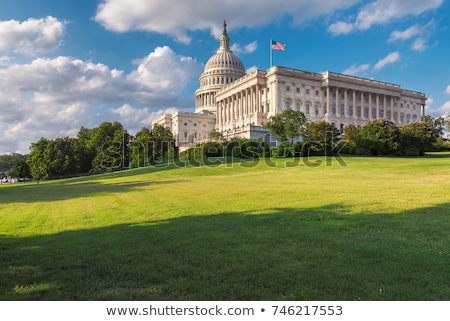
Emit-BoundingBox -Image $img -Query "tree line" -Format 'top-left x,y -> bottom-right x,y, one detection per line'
22,121 -> 174,180
181,110 -> 449,160
2,113 -> 449,180
266,110 -> 449,157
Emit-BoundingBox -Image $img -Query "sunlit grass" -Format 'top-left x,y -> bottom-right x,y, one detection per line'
0,153 -> 449,300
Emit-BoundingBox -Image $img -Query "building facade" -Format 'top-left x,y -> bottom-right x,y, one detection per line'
153,22 -> 426,150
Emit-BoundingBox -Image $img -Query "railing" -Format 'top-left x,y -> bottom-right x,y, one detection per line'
324,71 -> 401,90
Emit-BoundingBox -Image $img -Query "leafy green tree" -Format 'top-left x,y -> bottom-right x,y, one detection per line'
79,121 -> 127,172
130,125 -> 174,167
264,109 -> 307,144
424,115 -> 446,139
131,127 -> 153,167
27,137 -> 93,179
343,124 -> 361,147
0,153 -> 27,176
28,137 -> 50,179
150,124 -> 175,163
335,124 -> 361,154
303,121 -> 341,155
356,119 -> 401,156
15,160 -> 31,179
304,121 -> 340,146
208,129 -> 225,143
400,121 -> 439,156
45,137 -> 94,177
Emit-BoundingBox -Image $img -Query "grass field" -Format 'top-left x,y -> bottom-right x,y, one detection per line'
0,153 -> 449,300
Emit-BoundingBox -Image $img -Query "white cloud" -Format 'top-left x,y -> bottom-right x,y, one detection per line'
128,46 -> 203,104
389,25 -> 421,42
411,38 -> 427,52
343,63 -> 370,76
329,0 -> 443,35
231,41 -> 258,54
328,21 -> 354,36
95,0 -> 360,43
389,21 -> 435,51
0,55 -> 11,67
374,52 -> 400,71
0,47 -> 202,154
109,104 -> 179,133
430,101 -> 450,118
246,65 -> 258,74
0,16 -> 66,55
446,86 -> 450,95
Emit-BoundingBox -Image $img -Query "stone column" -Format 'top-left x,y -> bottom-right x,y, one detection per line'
390,97 -> 394,121
326,87 -> 330,115
360,92 -> 364,119
246,88 -> 251,115
335,87 -> 339,116
352,90 -> 356,119
344,89 -> 348,118
269,81 -> 275,114
236,92 -> 244,119
383,95 -> 387,119
376,95 -> 380,119
256,85 -> 261,114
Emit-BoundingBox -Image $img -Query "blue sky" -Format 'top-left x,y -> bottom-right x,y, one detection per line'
0,0 -> 449,154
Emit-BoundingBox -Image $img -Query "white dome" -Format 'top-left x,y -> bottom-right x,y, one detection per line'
195,21 -> 245,113
204,49 -> 245,77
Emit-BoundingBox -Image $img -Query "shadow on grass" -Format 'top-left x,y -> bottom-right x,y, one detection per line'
1,203 -> 449,301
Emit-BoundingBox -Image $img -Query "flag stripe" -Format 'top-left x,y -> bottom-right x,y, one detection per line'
271,40 -> 286,51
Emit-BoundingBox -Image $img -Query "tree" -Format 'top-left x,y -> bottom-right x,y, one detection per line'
150,124 -> 175,163
27,137 -> 93,179
264,109 -> 307,144
335,124 -> 361,154
424,115 -> 446,139
208,129 -> 225,143
446,115 -> 450,133
28,137 -> 50,179
131,127 -> 153,167
356,119 -> 401,156
15,160 -> 31,179
0,153 -> 27,177
400,121 -> 440,156
130,125 -> 175,167
80,121 -> 127,172
343,124 -> 361,147
303,121 -> 340,155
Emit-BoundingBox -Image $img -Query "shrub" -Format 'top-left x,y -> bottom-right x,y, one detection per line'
356,119 -> 401,156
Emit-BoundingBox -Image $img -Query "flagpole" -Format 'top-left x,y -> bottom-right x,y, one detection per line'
270,38 -> 273,68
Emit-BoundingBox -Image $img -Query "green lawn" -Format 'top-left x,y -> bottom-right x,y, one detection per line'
0,153 -> 449,300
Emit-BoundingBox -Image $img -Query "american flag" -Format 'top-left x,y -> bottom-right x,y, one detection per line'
271,40 -> 286,51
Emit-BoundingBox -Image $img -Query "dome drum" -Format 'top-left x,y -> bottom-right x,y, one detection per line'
195,21 -> 246,113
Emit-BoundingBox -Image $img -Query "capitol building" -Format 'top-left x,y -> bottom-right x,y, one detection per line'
153,22 -> 426,151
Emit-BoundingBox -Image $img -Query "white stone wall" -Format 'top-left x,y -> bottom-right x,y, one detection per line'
215,66 -> 426,141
